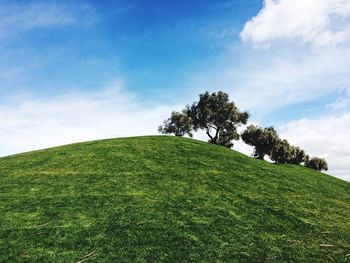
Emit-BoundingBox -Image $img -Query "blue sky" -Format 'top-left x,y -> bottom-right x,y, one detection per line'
0,1 -> 261,100
1,0 -> 350,180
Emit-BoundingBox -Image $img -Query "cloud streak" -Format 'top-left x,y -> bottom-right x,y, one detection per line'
0,1 -> 93,39
0,82 -> 173,156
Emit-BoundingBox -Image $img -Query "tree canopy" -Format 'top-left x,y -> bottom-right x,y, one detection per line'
270,139 -> 292,164
288,146 -> 307,165
189,91 -> 249,147
158,110 -> 193,137
159,91 -> 249,148
305,157 -> 328,172
241,125 -> 279,159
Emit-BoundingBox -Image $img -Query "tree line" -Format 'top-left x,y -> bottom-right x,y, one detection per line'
159,91 -> 328,172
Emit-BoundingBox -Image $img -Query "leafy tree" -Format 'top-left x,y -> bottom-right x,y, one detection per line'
268,138 -> 308,165
305,157 -> 328,172
305,154 -> 310,163
240,123 -> 325,170
241,125 -> 279,159
288,146 -> 307,165
270,139 -> 292,164
158,110 -> 193,137
189,91 -> 249,147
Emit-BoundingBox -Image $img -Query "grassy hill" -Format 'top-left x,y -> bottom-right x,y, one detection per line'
0,136 -> 349,262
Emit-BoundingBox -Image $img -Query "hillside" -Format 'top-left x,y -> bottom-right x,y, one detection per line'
0,136 -> 349,262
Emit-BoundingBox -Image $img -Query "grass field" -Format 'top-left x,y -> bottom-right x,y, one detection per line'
0,136 -> 349,262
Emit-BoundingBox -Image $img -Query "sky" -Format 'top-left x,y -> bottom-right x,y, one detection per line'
0,0 -> 350,181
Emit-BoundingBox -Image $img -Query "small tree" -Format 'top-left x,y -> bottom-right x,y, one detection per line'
305,157 -> 328,172
288,146 -> 307,165
241,125 -> 279,159
158,110 -> 193,137
189,91 -> 249,147
270,139 -> 292,164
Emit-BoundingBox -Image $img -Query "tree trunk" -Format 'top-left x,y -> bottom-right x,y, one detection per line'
206,129 -> 215,143
206,127 -> 219,144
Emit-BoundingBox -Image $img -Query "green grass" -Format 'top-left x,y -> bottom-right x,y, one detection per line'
0,136 -> 349,262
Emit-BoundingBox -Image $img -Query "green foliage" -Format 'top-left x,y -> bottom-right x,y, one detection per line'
305,157 -> 329,172
270,139 -> 292,164
189,91 -> 249,147
0,136 -> 348,262
159,91 -> 248,147
242,126 -> 309,166
288,146 -> 307,165
158,110 -> 193,137
270,141 -> 309,165
241,125 -> 279,159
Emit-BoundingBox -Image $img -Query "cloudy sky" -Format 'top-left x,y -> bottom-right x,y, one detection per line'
0,0 -> 350,181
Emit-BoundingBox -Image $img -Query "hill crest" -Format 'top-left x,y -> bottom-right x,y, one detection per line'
0,136 -> 349,262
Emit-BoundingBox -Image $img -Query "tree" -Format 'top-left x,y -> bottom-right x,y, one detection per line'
270,139 -> 292,164
189,91 -> 249,147
240,124 -> 309,165
158,110 -> 193,137
305,157 -> 328,172
241,125 -> 279,159
288,146 -> 307,165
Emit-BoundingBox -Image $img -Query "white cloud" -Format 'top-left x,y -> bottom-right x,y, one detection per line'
241,0 -> 350,47
240,48 -> 349,113
0,82 -> 173,156
185,43 -> 350,120
280,113 -> 350,181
